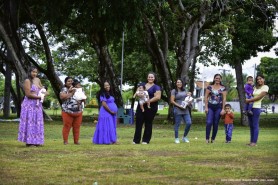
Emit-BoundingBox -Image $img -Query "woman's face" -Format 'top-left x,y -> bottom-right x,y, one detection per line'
147,74 -> 155,83
176,80 -> 183,89
214,75 -> 222,84
65,78 -> 73,88
30,69 -> 38,79
104,82 -> 110,91
256,76 -> 265,86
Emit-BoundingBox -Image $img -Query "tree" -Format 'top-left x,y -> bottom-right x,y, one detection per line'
257,57 -> 278,101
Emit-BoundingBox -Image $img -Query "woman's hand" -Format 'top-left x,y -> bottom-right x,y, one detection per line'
220,109 -> 225,116
246,99 -> 251,103
205,107 -> 208,114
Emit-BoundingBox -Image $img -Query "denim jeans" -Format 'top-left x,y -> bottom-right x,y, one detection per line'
244,94 -> 253,111
206,104 -> 222,140
247,108 -> 261,143
224,124 -> 233,141
174,113 -> 192,138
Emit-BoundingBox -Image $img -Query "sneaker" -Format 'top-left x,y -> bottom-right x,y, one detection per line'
182,137 -> 190,143
142,142 -> 148,144
225,141 -> 231,143
206,139 -> 209,144
132,142 -> 136,144
175,138 -> 180,144
242,111 -> 247,115
211,140 -> 214,143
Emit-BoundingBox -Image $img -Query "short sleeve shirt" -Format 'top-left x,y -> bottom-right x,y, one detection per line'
171,89 -> 190,115
143,83 -> 161,108
252,85 -> 269,108
207,85 -> 226,105
60,87 -> 82,113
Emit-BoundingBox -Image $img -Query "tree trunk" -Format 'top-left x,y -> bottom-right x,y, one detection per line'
3,62 -> 11,118
91,31 -> 123,107
234,61 -> 248,126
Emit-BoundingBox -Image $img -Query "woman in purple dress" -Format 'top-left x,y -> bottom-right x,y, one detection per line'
93,81 -> 118,144
18,67 -> 46,147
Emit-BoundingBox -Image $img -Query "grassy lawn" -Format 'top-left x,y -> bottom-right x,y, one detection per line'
0,115 -> 277,184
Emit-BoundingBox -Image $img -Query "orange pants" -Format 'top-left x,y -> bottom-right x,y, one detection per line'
62,111 -> 83,144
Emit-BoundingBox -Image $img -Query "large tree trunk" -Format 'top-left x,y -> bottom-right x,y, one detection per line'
3,62 -> 11,118
91,31 -> 123,107
234,61 -> 248,126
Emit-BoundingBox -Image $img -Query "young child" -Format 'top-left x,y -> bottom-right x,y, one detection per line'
243,76 -> 254,115
37,86 -> 47,106
133,84 -> 150,112
221,104 -> 234,143
72,80 -> 87,110
181,92 -> 193,109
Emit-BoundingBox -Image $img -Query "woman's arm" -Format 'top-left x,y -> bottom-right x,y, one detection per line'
102,101 -> 116,115
23,79 -> 40,99
221,91 -> 227,115
149,90 -> 161,103
204,88 -> 210,113
170,94 -> 183,108
246,91 -> 267,103
60,86 -> 76,100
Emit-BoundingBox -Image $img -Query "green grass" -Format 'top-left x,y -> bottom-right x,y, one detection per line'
0,119 -> 277,184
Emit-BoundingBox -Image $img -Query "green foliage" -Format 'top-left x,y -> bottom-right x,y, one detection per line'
257,57 -> 278,101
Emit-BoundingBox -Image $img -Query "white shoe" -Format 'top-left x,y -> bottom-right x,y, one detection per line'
132,142 -> 136,144
175,138 -> 180,144
182,137 -> 190,143
142,142 -> 148,144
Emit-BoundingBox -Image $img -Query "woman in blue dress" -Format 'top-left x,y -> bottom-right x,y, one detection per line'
93,81 -> 118,144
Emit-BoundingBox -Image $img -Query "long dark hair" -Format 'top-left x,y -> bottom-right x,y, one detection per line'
175,78 -> 185,94
147,72 -> 158,84
27,66 -> 38,83
255,74 -> 265,87
96,81 -> 114,107
64,76 -> 73,87
211,74 -> 224,86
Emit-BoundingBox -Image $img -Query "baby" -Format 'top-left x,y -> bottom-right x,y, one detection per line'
72,80 -> 87,109
133,84 -> 150,112
37,86 -> 47,106
181,92 -> 193,109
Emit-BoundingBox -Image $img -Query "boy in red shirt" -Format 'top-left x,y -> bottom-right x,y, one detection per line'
221,104 -> 234,143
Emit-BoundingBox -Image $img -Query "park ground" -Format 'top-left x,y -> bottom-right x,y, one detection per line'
0,110 -> 277,185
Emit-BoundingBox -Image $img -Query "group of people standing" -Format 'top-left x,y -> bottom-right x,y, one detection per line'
17,67 -> 269,148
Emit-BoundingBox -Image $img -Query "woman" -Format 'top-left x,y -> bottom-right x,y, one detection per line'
204,74 -> 227,143
170,79 -> 192,144
93,81 -> 118,144
133,72 -> 161,144
246,74 -> 269,147
60,77 -> 84,145
18,67 -> 47,147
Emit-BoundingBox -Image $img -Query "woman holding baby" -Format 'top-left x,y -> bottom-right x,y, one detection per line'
60,77 -> 85,145
18,66 -> 48,147
170,78 -> 192,144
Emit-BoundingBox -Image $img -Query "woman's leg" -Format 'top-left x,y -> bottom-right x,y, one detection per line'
247,113 -> 254,143
142,107 -> 156,143
183,114 -> 192,137
174,114 -> 182,138
251,108 -> 261,143
72,112 -> 83,144
133,108 -> 144,143
62,112 -> 73,143
206,107 -> 214,140
211,107 -> 221,140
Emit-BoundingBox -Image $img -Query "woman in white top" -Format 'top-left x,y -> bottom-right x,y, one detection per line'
246,74 -> 269,147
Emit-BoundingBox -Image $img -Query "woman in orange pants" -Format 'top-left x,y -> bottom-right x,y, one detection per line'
60,77 -> 84,145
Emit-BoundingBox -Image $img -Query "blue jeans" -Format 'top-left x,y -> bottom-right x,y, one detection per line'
247,108 -> 261,143
206,104 -> 222,140
174,113 -> 192,138
244,94 -> 253,111
224,124 -> 233,141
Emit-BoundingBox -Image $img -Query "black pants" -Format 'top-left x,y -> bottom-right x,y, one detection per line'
133,104 -> 157,144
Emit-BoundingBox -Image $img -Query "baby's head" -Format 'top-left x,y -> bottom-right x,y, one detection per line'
72,79 -> 81,88
246,76 -> 253,85
42,85 -> 48,91
187,92 -> 192,96
137,84 -> 145,91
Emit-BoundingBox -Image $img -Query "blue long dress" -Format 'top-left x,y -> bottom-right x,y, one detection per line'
93,95 -> 118,144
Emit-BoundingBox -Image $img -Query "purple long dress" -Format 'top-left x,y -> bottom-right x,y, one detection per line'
93,95 -> 118,144
18,84 -> 44,145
